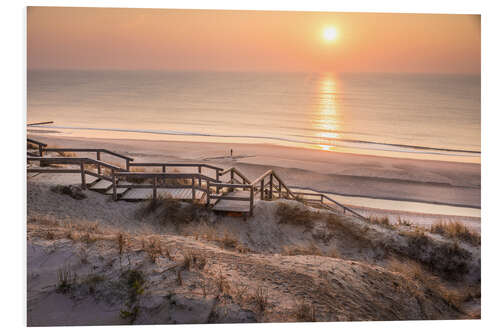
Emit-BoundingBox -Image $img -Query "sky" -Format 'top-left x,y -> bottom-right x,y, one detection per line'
27,7 -> 481,73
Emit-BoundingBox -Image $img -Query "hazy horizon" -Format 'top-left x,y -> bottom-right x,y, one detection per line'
27,7 -> 480,74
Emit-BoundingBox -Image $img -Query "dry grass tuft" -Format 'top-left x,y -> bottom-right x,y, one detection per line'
369,215 -> 394,229
136,196 -> 206,227
215,270 -> 230,295
275,202 -> 316,229
56,151 -> 77,157
251,286 -> 269,312
293,299 -> 316,322
117,232 -> 128,256
430,221 -> 480,246
387,258 -> 469,311
282,242 -> 323,256
143,237 -> 163,263
220,230 -> 239,249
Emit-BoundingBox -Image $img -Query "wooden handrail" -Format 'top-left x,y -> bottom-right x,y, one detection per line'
250,170 -> 273,186
43,148 -> 134,162
27,156 -> 125,171
129,162 -> 223,171
27,138 -> 47,147
220,167 -> 252,184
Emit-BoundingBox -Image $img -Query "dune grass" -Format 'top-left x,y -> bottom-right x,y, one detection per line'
430,221 -> 480,246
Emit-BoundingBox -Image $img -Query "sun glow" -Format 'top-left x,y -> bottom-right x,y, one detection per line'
323,27 -> 338,42
313,75 -> 342,151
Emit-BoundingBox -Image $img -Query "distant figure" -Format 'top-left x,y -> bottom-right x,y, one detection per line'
230,149 -> 233,158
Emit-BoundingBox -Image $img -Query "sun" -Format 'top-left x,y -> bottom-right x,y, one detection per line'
323,27 -> 338,42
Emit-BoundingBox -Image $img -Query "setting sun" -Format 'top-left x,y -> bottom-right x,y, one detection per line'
323,27 -> 338,41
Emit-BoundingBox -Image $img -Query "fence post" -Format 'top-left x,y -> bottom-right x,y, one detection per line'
126,159 -> 130,171
321,195 -> 324,204
269,174 -> 273,199
216,170 -> 220,194
249,186 -> 254,216
38,145 -> 43,157
230,169 -> 234,184
80,160 -> 86,188
96,151 -> 101,175
260,179 -> 264,200
112,171 -> 117,201
192,176 -> 196,202
206,181 -> 211,206
278,182 -> 282,198
198,166 -> 202,187
153,176 -> 157,200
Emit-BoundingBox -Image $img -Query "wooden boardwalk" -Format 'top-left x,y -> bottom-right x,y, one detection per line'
121,188 -> 205,201
26,137 -> 366,219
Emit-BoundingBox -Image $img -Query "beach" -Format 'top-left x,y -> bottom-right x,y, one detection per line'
28,132 -> 481,230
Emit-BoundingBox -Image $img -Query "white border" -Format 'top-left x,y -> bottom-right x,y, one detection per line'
3,0 -> 499,332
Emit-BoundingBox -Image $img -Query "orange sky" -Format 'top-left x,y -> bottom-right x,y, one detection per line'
27,7 -> 480,73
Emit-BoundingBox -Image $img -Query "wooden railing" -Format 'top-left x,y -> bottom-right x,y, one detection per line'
293,191 -> 367,220
26,139 -> 366,219
42,148 -> 134,171
112,171 -> 215,202
27,138 -> 47,157
219,167 -> 252,185
251,170 -> 296,201
27,156 -> 126,184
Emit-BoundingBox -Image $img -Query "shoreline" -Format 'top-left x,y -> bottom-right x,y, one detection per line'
27,127 -> 481,164
28,133 -> 481,221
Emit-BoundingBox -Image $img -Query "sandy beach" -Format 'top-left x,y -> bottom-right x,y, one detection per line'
28,132 -> 481,226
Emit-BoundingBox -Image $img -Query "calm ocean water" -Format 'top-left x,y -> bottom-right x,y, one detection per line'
27,70 -> 480,161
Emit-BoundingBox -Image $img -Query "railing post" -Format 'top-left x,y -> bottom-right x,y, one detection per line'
112,171 -> 117,201
153,176 -> 157,200
126,159 -> 130,171
96,151 -> 101,175
80,160 -> 86,188
321,195 -> 324,204
269,174 -> 273,199
278,182 -> 282,198
192,176 -> 196,202
38,145 -> 43,157
249,186 -> 254,216
162,165 -> 166,173
260,179 -> 264,200
198,166 -> 202,187
216,170 -> 220,194
206,181 -> 211,206
230,169 -> 234,184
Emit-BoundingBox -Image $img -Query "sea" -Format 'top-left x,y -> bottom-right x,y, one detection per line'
27,70 -> 481,163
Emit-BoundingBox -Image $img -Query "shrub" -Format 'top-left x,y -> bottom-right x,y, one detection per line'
50,185 -> 87,200
275,202 -> 315,229
430,221 -> 480,246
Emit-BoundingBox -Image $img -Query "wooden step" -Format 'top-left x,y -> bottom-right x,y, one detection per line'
212,191 -> 254,213
121,188 -> 205,201
89,179 -> 113,191
105,181 -> 132,195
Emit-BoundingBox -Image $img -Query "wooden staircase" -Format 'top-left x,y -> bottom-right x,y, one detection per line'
27,138 -> 366,219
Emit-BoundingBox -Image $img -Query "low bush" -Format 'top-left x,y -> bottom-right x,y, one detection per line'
430,221 -> 480,246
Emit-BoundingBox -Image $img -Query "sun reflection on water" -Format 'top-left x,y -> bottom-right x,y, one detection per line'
313,74 -> 342,151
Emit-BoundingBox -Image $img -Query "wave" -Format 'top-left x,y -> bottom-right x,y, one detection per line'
30,124 -> 481,157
